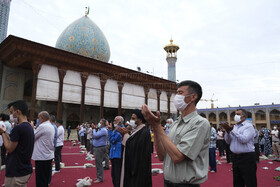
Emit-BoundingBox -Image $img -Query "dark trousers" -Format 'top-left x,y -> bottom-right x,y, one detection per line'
111,158 -> 122,187
86,139 -> 91,152
209,148 -> 217,172
1,145 -> 6,165
254,143 -> 260,163
232,152 -> 257,187
225,143 -> 232,163
81,136 -> 85,145
164,180 -> 200,187
55,146 -> 63,171
35,159 -> 52,187
217,139 -> 225,156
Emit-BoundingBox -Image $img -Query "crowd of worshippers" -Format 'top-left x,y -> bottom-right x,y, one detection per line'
213,123 -> 280,163
75,109 -> 163,186
0,99 -> 155,187
0,100 -> 65,187
2,80 -> 276,187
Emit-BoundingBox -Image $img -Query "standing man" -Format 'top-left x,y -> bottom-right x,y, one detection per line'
92,119 -> 108,183
108,116 -> 123,187
54,119 -> 64,172
79,124 -> 86,145
0,100 -> 34,186
142,80 -> 211,186
103,120 -> 110,170
32,111 -> 55,187
67,125 -> 71,140
48,115 -> 57,185
119,109 -> 152,187
221,109 -> 257,187
209,123 -> 217,172
86,123 -> 93,152
271,125 -> 280,161
0,114 -> 12,166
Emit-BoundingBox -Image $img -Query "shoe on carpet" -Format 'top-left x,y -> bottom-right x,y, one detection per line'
216,160 -> 222,165
104,167 -> 109,170
93,179 -> 103,183
275,167 -> 280,171
259,155 -> 268,160
53,170 -> 60,173
210,170 -> 216,173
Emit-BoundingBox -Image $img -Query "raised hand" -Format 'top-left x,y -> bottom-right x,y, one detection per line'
220,122 -> 233,133
0,122 -> 6,135
141,104 -> 161,127
116,126 -> 129,136
108,123 -> 112,130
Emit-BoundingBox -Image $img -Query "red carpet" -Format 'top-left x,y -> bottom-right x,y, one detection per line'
0,141 -> 280,187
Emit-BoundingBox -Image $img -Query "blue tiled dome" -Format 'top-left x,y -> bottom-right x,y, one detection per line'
55,16 -> 110,62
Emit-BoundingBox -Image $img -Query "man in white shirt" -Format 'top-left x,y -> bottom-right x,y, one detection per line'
222,109 -> 257,187
54,119 -> 64,172
32,111 -> 55,187
271,125 -> 280,160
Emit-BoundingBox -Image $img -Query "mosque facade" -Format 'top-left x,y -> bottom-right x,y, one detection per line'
0,13 -> 178,126
198,104 -> 280,130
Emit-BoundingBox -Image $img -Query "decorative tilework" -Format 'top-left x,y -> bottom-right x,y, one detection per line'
55,16 -> 110,62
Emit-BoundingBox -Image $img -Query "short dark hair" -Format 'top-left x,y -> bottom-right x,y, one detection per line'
100,118 -> 106,125
50,115 -> 56,123
132,109 -> 146,123
0,113 -> 5,120
4,114 -> 10,121
177,80 -> 202,105
8,100 -> 28,116
236,109 -> 247,117
56,119 -> 63,125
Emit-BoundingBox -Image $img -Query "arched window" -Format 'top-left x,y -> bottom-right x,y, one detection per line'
219,112 -> 227,122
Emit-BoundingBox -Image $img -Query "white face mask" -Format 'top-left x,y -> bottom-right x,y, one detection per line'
129,120 -> 137,129
234,115 -> 241,123
174,94 -> 192,112
10,114 -> 18,124
114,123 -> 118,128
274,127 -> 277,130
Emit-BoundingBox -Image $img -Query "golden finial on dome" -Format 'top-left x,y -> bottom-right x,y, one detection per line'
170,37 -> 173,44
85,6 -> 90,16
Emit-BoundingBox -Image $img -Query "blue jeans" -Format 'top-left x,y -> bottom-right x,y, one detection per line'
209,147 -> 217,172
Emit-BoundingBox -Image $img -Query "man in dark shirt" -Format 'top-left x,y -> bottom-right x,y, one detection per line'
118,109 -> 152,187
0,100 -> 34,187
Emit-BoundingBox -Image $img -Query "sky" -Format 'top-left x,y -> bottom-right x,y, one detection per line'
6,0 -> 280,109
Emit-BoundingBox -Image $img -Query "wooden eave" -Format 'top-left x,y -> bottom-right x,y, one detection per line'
0,35 -> 177,92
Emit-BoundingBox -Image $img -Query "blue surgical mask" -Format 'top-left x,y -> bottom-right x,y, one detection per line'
36,119 -> 40,125
166,123 -> 170,128
98,123 -> 101,128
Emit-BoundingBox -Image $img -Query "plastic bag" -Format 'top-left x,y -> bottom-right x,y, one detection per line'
76,176 -> 92,187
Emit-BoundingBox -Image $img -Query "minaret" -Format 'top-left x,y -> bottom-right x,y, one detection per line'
0,0 -> 11,43
164,38 -> 179,82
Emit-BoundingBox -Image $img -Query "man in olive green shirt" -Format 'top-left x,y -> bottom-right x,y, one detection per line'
142,80 -> 210,186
